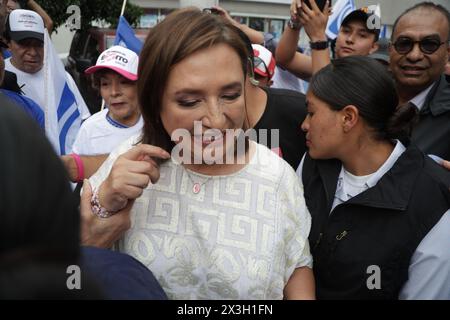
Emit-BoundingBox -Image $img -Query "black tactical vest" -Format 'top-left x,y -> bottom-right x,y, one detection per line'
302,145 -> 450,299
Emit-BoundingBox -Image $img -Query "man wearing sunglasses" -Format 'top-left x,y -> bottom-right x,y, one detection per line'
387,3 -> 450,300
389,2 -> 450,160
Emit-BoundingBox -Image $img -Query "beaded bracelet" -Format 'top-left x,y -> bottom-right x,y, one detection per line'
90,189 -> 117,218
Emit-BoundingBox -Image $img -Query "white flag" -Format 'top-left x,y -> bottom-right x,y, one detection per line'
43,29 -> 90,155
326,0 -> 356,39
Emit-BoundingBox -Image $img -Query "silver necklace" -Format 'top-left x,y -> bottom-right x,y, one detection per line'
184,169 -> 212,194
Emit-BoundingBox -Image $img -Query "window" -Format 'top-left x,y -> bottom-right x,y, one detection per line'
232,16 -> 247,25
249,17 -> 265,32
140,9 -> 159,28
269,19 -> 284,39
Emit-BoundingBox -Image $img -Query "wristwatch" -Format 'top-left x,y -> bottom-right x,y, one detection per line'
309,40 -> 329,50
287,18 -> 301,30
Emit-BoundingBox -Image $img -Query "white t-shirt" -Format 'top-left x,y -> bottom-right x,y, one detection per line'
271,66 -> 309,94
409,83 -> 434,111
90,137 -> 312,299
4,58 -> 90,120
72,108 -> 143,155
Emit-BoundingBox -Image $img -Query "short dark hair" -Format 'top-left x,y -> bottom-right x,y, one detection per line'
391,2 -> 450,41
91,69 -> 136,90
310,56 -> 417,141
341,15 -> 380,42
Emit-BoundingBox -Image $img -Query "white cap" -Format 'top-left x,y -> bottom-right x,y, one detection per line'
7,9 -> 45,42
252,44 -> 276,79
85,45 -> 139,81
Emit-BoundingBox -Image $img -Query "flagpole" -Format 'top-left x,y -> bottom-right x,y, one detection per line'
102,0 -> 128,111
120,0 -> 128,17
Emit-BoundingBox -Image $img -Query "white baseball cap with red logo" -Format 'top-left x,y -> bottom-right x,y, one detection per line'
85,45 -> 139,81
252,44 -> 276,80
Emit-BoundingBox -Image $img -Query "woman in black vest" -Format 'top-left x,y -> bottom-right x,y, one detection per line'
298,56 -> 450,299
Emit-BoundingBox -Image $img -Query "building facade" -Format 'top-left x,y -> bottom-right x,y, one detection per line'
131,0 -> 291,40
130,0 -> 450,41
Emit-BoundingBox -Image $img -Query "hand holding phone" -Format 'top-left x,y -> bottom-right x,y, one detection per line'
303,0 -> 330,12
298,0 -> 331,41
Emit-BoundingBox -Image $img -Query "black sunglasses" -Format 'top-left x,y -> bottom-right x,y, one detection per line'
392,36 -> 447,55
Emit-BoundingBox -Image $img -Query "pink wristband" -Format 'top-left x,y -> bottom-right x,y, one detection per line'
70,153 -> 84,182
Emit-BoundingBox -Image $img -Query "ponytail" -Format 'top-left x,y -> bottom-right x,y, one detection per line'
384,103 -> 418,140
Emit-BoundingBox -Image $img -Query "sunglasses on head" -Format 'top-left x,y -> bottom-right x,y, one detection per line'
253,56 -> 268,74
392,36 -> 447,55
202,7 -> 220,15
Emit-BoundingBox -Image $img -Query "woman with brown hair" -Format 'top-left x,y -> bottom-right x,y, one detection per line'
88,8 -> 314,300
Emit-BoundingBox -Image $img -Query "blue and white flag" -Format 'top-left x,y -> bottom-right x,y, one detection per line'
44,29 -> 90,155
379,24 -> 388,39
326,0 -> 356,39
114,16 -> 143,54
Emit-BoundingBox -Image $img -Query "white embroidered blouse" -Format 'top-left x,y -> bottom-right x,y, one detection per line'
89,135 -> 312,299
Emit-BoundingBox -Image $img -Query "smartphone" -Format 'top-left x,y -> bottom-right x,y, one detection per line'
303,0 -> 330,12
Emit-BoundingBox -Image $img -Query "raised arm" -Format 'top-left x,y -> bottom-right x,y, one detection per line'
275,20 -> 313,79
27,0 -> 53,33
298,0 -> 332,74
276,0 -> 332,79
275,0 -> 313,79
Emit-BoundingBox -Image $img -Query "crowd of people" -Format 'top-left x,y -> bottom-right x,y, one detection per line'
0,0 -> 449,300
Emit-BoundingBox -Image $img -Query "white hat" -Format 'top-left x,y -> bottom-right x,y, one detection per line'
85,45 -> 139,81
252,44 -> 276,79
6,9 -> 45,42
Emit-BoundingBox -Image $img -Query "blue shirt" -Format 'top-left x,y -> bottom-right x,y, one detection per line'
3,49 -> 11,59
1,89 -> 44,129
81,246 -> 168,300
